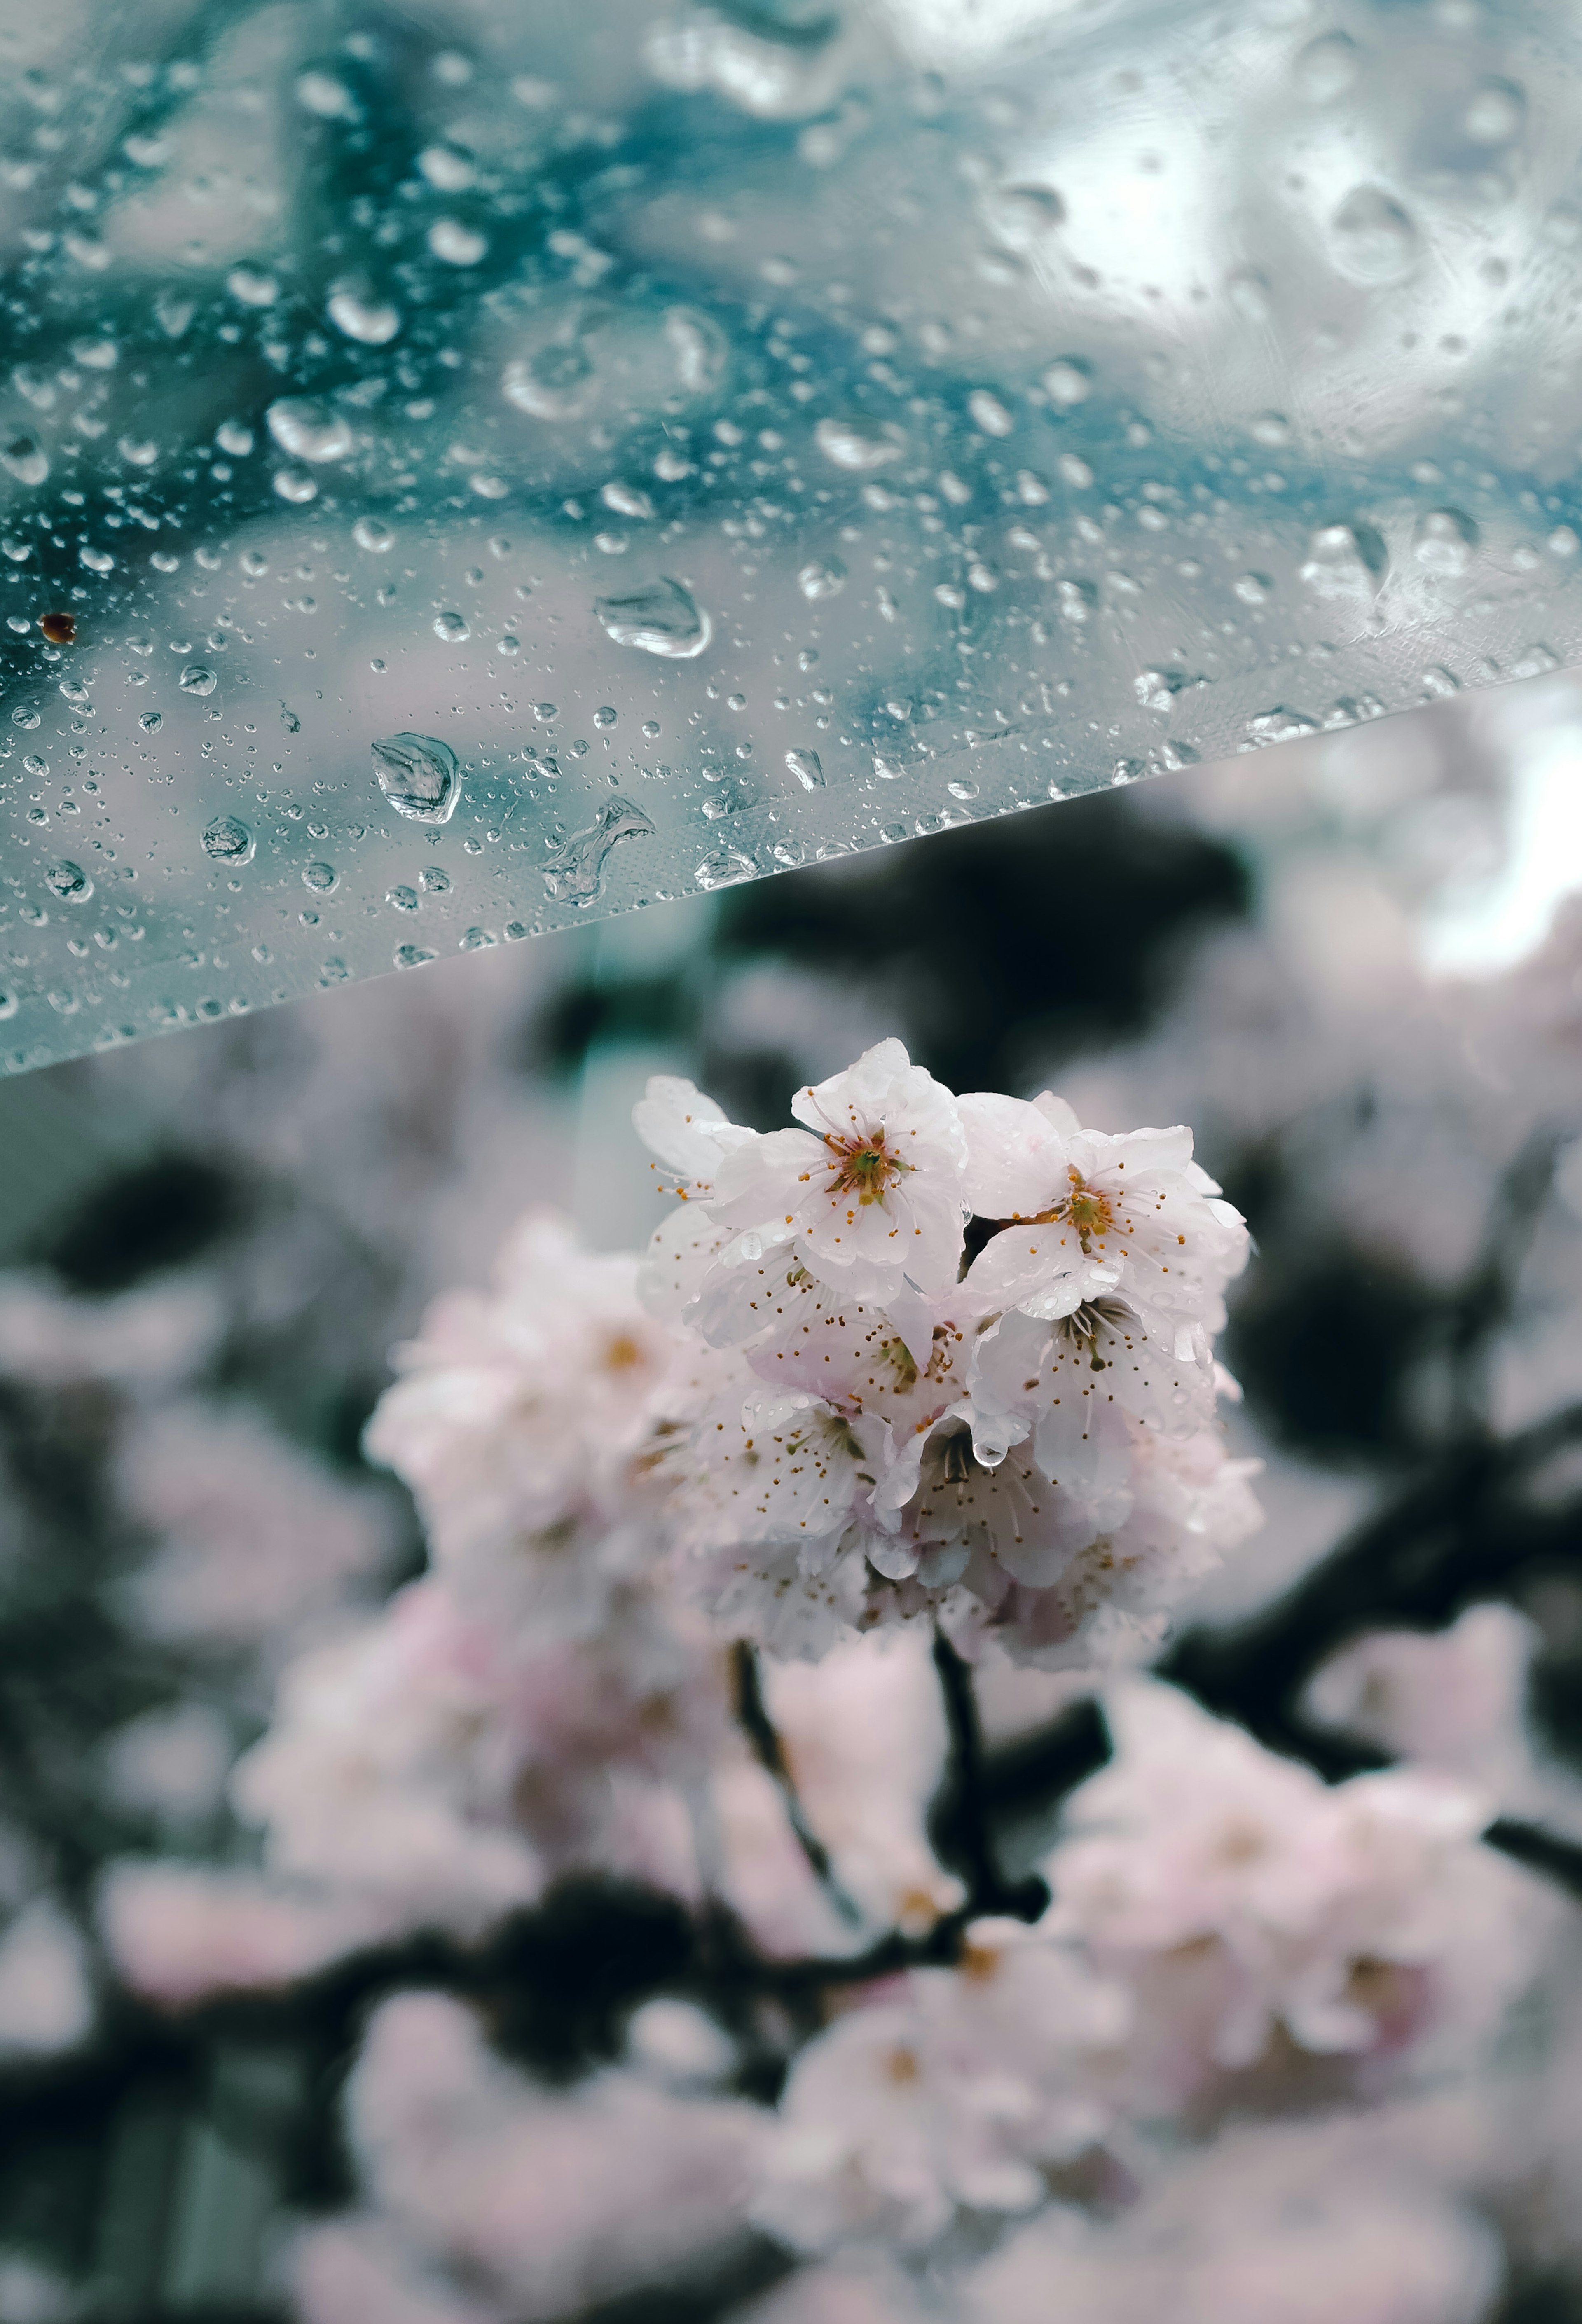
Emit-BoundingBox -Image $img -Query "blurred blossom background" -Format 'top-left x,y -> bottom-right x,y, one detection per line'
7,0 -> 1582,2319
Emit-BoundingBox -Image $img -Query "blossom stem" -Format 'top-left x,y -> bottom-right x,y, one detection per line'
929,1627 -> 1051,1924
731,1644 -> 864,1928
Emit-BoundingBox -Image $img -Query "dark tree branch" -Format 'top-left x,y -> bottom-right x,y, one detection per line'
732,1642 -> 863,1927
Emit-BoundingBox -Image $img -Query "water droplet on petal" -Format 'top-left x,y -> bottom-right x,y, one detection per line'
302,861 -> 337,893
119,436 -> 158,468
139,709 -> 162,733
372,732 -> 461,824
266,398 -> 353,463
394,944 -> 437,969
202,816 -> 253,864
785,747 -> 825,790
541,797 -> 654,903
45,860 -> 91,901
179,664 -> 217,696
798,557 -> 846,600
353,516 -> 394,552
387,884 -> 420,911
433,610 -> 470,642
595,575 -> 712,658
815,415 -> 905,471
216,421 -> 254,457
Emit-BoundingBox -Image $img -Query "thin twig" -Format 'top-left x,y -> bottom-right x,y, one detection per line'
732,1641 -> 863,1927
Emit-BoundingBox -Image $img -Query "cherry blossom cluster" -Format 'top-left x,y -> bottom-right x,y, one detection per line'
636,1038 -> 1261,1661
754,1680 -> 1541,2262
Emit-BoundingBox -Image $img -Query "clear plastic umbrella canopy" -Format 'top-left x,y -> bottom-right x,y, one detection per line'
2,0 -> 1580,1069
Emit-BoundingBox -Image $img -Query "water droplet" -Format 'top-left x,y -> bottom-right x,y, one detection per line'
665,306 -> 728,393
418,143 -> 477,191
532,701 -> 558,723
372,732 -> 461,824
594,705 -> 618,728
216,420 -> 254,457
1,433 -> 47,486
296,68 -> 358,118
58,678 -> 90,707
302,861 -> 337,893
428,217 -> 488,265
266,398 -> 353,463
1329,186 -> 1421,284
695,849 -> 756,890
274,468 -> 318,505
968,388 -> 1014,438
119,435 -> 158,468
1465,78 -> 1524,145
139,709 -> 163,733
815,415 -> 905,471
44,861 -> 91,902
541,797 -> 654,903
1233,573 -> 1271,605
80,545 -> 114,575
1413,508 -> 1478,577
1299,521 -> 1388,597
419,866 -> 450,894
1245,707 -> 1319,745
503,341 -> 597,420
601,480 -> 654,521
179,664 -> 217,696
241,549 -> 269,577
155,291 -> 196,338
496,634 -> 520,656
784,747 -> 825,790
1041,358 -> 1091,407
947,778 -> 979,802
798,557 -> 847,600
280,704 -> 301,733
595,575 -> 712,659
226,266 -> 279,308
11,708 -> 39,731
201,815 -> 254,865
394,944 -> 437,970
459,926 -> 496,951
0,994 -> 17,1022
1134,669 -> 1184,711
387,884 -> 420,911
1294,30 -> 1360,101
327,279 -> 401,345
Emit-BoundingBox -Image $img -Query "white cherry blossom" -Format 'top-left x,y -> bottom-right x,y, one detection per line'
1044,1680 -> 1526,2095
960,1092 -> 1248,1337
364,1210 -> 675,1623
754,1919 -> 1126,2254
639,1040 -> 969,1310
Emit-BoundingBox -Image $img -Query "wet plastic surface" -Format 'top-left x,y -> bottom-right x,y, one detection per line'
4,0 -> 1582,1068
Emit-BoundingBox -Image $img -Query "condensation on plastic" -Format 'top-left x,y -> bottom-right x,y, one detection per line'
2,0 -> 1581,1068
